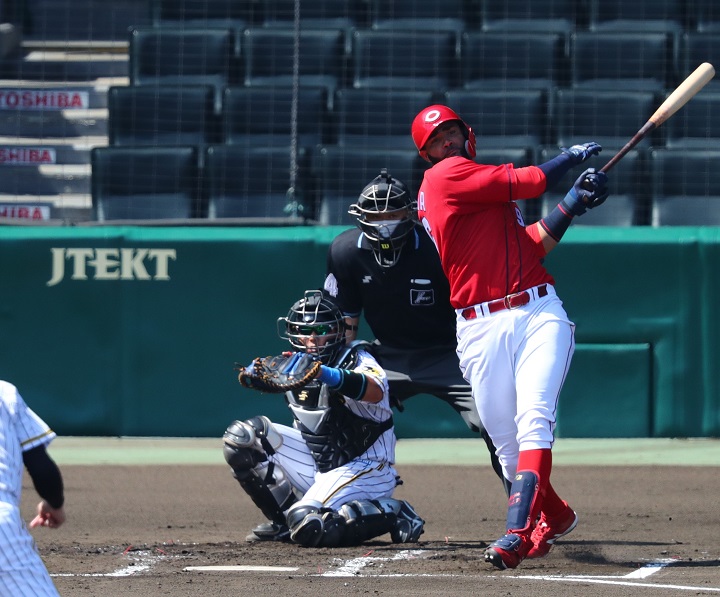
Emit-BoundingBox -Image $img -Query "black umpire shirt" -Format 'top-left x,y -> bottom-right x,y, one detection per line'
324,225 -> 457,351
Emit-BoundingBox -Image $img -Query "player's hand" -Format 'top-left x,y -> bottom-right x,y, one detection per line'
561,142 -> 602,166
561,168 -> 609,216
29,500 -> 66,529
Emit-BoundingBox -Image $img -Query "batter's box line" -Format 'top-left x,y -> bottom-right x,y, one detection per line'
515,559 -> 720,593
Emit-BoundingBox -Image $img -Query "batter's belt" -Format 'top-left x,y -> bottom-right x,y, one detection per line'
459,284 -> 549,320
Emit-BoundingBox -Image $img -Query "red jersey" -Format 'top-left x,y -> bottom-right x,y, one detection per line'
417,156 -> 556,309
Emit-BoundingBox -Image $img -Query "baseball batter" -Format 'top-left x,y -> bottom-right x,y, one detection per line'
410,105 -> 609,570
0,380 -> 66,596
222,290 -> 424,547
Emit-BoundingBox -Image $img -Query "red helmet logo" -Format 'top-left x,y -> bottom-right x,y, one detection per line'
411,104 -> 476,161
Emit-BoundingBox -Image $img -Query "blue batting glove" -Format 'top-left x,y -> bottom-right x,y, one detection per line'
561,142 -> 602,166
560,168 -> 609,216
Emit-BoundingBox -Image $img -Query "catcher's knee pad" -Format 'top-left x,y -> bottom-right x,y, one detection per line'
223,416 -> 284,470
506,471 -> 539,533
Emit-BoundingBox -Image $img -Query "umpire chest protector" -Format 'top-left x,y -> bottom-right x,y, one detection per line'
285,344 -> 392,473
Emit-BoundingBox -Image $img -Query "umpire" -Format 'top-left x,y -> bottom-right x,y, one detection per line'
323,169 -> 508,494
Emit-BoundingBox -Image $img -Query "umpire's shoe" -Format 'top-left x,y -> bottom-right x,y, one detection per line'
484,533 -> 532,570
391,500 -> 425,543
246,521 -> 291,543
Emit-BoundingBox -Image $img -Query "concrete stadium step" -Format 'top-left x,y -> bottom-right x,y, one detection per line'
0,164 -> 91,195
0,108 -> 108,138
3,47 -> 129,81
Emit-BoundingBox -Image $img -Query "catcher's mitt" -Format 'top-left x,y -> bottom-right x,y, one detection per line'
236,352 -> 321,394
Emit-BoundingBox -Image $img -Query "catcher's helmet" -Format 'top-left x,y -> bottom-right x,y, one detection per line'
411,104 -> 476,162
278,290 -> 345,364
348,169 -> 416,269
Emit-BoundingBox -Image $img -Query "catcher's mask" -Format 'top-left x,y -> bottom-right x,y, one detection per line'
348,168 -> 417,269
411,104 -> 476,162
278,290 -> 345,364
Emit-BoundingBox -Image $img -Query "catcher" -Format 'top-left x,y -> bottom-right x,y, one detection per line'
222,289 -> 425,547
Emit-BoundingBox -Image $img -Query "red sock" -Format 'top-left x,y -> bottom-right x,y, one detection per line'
517,448 -> 565,518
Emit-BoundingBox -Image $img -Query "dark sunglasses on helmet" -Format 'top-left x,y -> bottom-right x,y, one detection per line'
292,324 -> 336,336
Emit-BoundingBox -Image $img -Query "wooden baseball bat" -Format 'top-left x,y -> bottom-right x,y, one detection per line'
599,62 -> 716,174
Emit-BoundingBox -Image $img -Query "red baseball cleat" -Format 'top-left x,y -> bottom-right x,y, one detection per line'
484,533 -> 532,570
527,502 -> 578,559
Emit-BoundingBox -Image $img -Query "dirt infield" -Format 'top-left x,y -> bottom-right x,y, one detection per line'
21,461 -> 720,596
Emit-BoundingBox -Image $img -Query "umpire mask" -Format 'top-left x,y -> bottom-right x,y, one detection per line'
349,169 -> 417,269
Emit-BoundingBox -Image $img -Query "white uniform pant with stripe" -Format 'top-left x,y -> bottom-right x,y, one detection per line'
269,424 -> 399,511
456,290 -> 575,481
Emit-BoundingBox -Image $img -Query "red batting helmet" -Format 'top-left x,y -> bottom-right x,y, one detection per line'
411,104 -> 476,161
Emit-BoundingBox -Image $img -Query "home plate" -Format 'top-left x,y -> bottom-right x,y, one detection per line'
184,565 -> 299,572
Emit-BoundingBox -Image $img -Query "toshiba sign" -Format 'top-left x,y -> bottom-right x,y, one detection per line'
0,147 -> 57,164
0,90 -> 89,110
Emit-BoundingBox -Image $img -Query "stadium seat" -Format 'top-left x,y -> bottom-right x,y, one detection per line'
588,0 -> 687,34
475,0 -> 582,36
261,0 -> 365,31
333,88 -> 436,150
221,85 -> 330,148
552,88 -> 659,149
368,0 -> 467,33
442,88 -> 549,149
311,145 -> 426,226
537,146 -> 648,226
240,28 -> 348,98
108,85 -> 217,147
149,0 -> 259,29
91,146 -> 200,221
650,149 -> 720,226
204,145 -> 310,221
351,29 -> 460,90
460,32 -> 567,92
570,31 -> 676,92
679,32 -> 720,93
694,0 -> 720,32
664,92 -> 720,149
128,27 -> 237,111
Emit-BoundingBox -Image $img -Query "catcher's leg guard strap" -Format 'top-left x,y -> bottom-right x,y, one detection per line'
506,471 -> 540,533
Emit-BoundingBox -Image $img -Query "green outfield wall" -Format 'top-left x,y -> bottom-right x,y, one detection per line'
0,225 -> 717,439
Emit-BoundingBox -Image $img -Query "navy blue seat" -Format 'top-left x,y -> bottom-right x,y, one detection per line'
204,145 -> 310,221
241,28 -> 348,99
650,149 -> 720,226
460,32 -> 567,92
368,0 -> 467,33
664,92 -> 720,149
588,0 -> 687,35
222,85 -> 330,148
476,0 -> 581,38
351,29 -> 460,90
128,27 -> 237,111
108,85 -> 217,147
570,31 -> 676,92
91,146 -> 200,221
